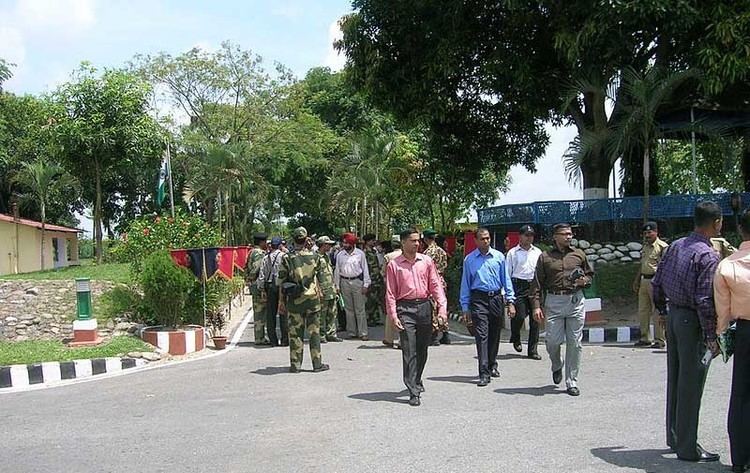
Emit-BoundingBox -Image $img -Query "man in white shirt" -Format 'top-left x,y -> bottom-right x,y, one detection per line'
334,233 -> 371,340
506,225 -> 543,359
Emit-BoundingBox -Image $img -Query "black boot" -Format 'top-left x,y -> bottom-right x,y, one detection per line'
440,332 -> 451,345
430,332 -> 441,346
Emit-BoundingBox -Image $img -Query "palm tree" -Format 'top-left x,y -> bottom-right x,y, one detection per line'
612,67 -> 698,223
13,158 -> 80,270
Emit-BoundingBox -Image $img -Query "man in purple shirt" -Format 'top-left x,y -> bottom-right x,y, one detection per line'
652,201 -> 723,463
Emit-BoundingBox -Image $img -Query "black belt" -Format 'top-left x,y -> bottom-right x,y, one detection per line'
641,274 -> 654,279
547,289 -> 578,296
471,289 -> 502,297
340,274 -> 363,280
511,278 -> 532,284
397,298 -> 429,304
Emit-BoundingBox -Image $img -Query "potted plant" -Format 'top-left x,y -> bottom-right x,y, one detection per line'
208,309 -> 228,350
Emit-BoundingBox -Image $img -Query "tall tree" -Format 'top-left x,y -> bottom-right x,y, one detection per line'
54,64 -> 164,263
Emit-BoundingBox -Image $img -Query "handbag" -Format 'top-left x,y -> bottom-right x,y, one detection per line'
719,322 -> 736,363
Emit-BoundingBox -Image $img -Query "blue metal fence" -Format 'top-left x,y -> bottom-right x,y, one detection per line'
478,192 -> 750,227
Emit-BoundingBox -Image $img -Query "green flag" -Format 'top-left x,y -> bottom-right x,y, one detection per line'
157,154 -> 168,206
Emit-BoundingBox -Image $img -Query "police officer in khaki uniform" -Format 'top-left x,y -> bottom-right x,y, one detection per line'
633,221 -> 669,348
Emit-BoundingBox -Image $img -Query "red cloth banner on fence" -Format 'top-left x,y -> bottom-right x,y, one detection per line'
170,249 -> 189,268
464,231 -> 477,256
234,246 -> 249,271
214,247 -> 235,280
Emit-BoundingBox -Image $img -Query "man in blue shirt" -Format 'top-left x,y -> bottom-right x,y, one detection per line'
460,228 -> 516,386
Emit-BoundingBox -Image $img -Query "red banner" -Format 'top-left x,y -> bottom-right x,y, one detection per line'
170,249 -> 189,268
234,246 -> 249,271
214,247 -> 235,280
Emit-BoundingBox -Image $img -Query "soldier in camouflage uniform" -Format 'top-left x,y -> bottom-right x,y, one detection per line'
423,229 -> 450,345
317,235 -> 343,342
277,227 -> 330,373
363,234 -> 384,326
245,233 -> 270,346
711,236 -> 737,259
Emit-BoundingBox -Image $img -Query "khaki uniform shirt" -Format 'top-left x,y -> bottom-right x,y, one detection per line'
711,237 -> 737,260
640,237 -> 668,276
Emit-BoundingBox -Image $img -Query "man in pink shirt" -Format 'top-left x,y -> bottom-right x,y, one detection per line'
385,228 -> 447,407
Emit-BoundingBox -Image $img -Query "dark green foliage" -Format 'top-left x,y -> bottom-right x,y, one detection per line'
139,250 -> 194,328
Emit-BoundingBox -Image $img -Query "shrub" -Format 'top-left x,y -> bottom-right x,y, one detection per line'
111,212 -> 222,275
139,250 -> 195,328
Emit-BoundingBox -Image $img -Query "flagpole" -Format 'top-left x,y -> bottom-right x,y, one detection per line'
166,141 -> 175,219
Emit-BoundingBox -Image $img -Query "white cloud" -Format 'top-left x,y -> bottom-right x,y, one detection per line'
16,0 -> 96,31
324,19 -> 345,71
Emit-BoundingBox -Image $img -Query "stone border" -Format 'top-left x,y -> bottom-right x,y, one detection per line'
447,313 -> 646,344
0,357 -> 147,389
140,325 -> 205,355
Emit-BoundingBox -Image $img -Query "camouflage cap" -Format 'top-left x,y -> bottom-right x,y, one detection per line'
316,235 -> 335,245
292,226 -> 308,239
423,228 -> 438,238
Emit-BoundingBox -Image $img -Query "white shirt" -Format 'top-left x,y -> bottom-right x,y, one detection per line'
506,244 -> 542,281
334,248 -> 371,288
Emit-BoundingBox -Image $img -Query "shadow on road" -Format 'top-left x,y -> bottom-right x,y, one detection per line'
251,366 -> 292,376
591,446 -> 728,472
495,353 -> 538,361
235,341 -> 278,349
493,385 -> 565,396
356,345 -> 394,350
427,375 -> 478,384
348,390 -> 410,404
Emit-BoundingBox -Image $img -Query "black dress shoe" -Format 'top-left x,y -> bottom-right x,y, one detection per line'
289,365 -> 301,373
553,368 -> 563,385
528,353 -> 542,360
477,377 -> 490,387
417,383 -> 425,393
440,332 -> 451,345
566,386 -> 580,396
312,364 -> 330,373
513,342 -> 522,353
320,338 -> 328,344
327,336 -> 343,342
409,396 -> 421,407
678,446 -> 720,463
491,368 -> 500,378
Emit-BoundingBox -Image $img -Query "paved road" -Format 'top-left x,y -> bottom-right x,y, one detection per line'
0,321 -> 735,473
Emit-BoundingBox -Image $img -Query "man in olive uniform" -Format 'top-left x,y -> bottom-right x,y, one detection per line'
277,227 -> 330,373
363,234 -> 384,327
423,229 -> 450,346
633,221 -> 669,348
711,236 -> 737,259
317,235 -> 343,343
245,233 -> 270,346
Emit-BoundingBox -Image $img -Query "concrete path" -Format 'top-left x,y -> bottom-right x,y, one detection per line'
0,321 -> 734,473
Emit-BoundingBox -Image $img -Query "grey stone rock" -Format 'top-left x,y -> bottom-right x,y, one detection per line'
627,242 -> 643,251
620,256 -> 634,263
629,251 -> 641,259
617,246 -> 630,252
141,351 -> 162,362
596,259 -> 609,266
106,320 -> 115,330
570,239 -> 578,247
586,254 -> 599,262
578,240 -> 591,249
605,244 -> 616,251
591,243 -> 603,250
613,251 -> 625,258
5,316 -> 18,324
127,351 -> 143,359
25,287 -> 40,296
597,248 -> 612,255
584,248 -> 596,255
15,335 -> 28,342
601,253 -> 618,261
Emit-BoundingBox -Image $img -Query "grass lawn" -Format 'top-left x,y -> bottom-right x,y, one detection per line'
0,260 -> 130,284
0,336 -> 153,366
594,262 -> 640,299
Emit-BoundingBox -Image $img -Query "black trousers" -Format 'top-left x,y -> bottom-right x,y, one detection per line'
265,286 -> 289,346
666,305 -> 709,460
729,319 -> 750,467
510,279 -> 539,355
470,291 -> 503,379
397,299 -> 433,398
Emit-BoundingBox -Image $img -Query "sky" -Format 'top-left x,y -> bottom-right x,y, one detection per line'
0,0 -> 614,232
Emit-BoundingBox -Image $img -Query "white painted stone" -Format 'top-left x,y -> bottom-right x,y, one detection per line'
601,253 -> 618,261
584,248 -> 596,255
617,327 -> 631,343
597,248 -> 612,255
578,240 -> 591,249
41,362 -> 62,383
589,328 -> 605,343
617,246 -> 630,252
141,351 -> 161,362
605,244 -> 616,250
620,256 -> 634,262
627,242 -> 643,251
613,251 -> 624,258
629,251 -> 641,259
73,359 -> 93,378
570,239 -> 578,247
105,357 -> 122,373
586,255 -> 599,262
596,259 -> 609,266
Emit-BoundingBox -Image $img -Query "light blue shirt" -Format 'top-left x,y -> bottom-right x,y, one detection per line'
460,247 -> 515,311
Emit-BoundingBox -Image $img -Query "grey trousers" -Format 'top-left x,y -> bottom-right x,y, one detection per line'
340,278 -> 367,337
396,299 -> 433,397
544,291 -> 585,388
666,305 -> 709,460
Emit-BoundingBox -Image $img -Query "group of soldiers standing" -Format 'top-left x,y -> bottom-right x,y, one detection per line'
244,227 -> 453,373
